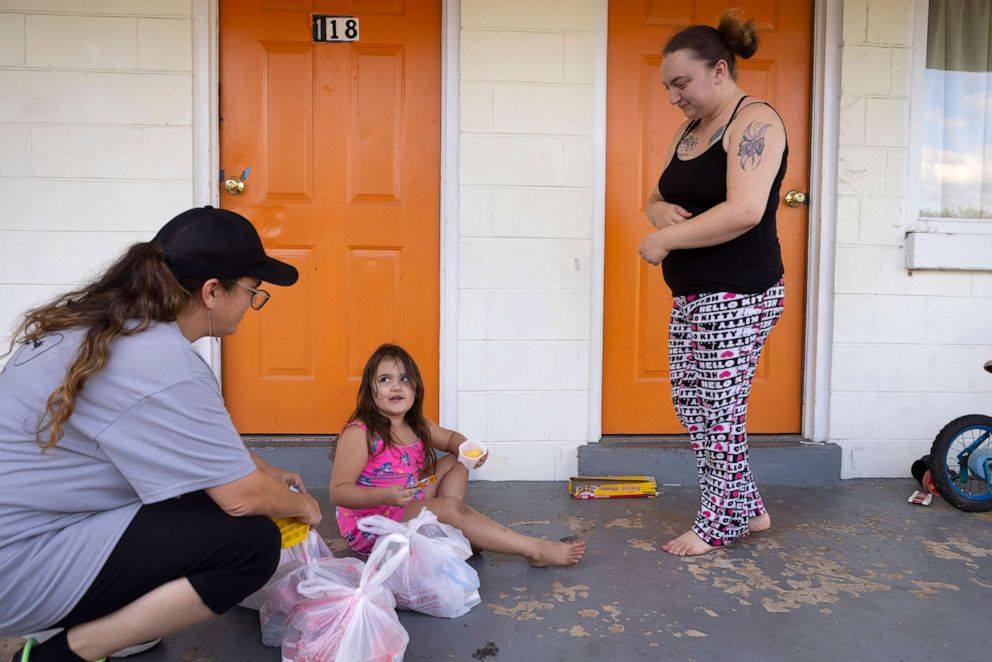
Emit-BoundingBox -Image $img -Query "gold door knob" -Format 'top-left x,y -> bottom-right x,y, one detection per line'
222,167 -> 251,195
784,189 -> 808,207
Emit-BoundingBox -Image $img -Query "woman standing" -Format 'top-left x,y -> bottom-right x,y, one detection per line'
0,206 -> 322,661
638,11 -> 787,556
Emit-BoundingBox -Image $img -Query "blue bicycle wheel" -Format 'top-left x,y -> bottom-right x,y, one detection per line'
929,414 -> 992,512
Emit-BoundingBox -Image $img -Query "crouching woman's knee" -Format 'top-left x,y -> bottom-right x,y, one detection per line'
191,515 -> 281,614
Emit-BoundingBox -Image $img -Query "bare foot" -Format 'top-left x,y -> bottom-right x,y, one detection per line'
749,512 -> 771,533
661,530 -> 717,556
527,538 -> 587,567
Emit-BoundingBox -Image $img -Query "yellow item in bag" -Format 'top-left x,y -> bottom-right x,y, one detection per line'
273,517 -> 310,548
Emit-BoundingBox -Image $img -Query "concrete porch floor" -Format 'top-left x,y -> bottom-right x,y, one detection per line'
5,479 -> 991,661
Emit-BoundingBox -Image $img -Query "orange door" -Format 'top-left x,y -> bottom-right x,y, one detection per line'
220,1 -> 440,433
604,1 -> 811,434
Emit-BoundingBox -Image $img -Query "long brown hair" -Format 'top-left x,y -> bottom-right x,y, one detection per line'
663,9 -> 759,80
6,241 -> 222,450
341,344 -> 437,476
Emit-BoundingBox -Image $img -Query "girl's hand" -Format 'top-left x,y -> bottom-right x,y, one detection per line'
639,231 -> 671,265
473,450 -> 489,469
647,200 -> 692,229
384,485 -> 419,507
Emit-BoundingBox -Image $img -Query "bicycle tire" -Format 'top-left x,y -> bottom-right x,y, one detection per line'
929,414 -> 992,513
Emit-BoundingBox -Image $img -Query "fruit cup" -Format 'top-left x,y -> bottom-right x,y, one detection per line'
458,439 -> 487,469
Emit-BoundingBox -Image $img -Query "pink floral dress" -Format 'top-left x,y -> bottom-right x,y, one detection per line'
335,421 -> 427,553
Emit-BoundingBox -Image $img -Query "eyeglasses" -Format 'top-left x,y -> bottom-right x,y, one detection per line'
235,281 -> 271,310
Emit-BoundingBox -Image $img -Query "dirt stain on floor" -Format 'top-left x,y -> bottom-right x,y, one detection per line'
686,549 -> 892,613
628,538 -> 657,552
488,599 -> 556,621
549,582 -> 589,603
561,515 -> 597,534
923,537 -> 992,563
472,641 -> 500,660
909,580 -> 960,599
605,514 -> 646,529
508,519 -> 551,528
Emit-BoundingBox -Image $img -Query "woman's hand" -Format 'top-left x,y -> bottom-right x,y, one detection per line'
473,450 -> 489,469
251,452 -> 308,493
639,230 -> 671,265
647,199 -> 692,229
277,470 -> 307,494
384,485 -> 419,507
299,493 -> 323,527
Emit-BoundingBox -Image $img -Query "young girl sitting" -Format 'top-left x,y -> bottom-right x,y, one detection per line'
330,344 -> 586,567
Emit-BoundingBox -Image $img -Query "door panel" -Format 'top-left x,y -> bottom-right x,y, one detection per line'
604,1 -> 811,433
220,1 -> 440,433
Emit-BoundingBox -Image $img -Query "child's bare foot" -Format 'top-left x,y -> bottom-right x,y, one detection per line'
662,530 -> 717,556
527,538 -> 586,567
749,512 -> 771,532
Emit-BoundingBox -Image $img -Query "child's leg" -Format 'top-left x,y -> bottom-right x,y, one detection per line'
422,453 -> 468,500
404,497 -> 585,567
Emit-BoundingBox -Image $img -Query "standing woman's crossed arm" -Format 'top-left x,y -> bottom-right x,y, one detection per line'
638,102 -> 786,264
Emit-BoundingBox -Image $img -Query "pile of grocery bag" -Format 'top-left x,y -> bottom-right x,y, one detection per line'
242,508 -> 481,662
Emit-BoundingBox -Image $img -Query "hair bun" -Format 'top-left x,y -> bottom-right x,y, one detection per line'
717,9 -> 759,59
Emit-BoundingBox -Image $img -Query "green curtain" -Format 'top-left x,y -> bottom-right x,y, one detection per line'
927,0 -> 992,72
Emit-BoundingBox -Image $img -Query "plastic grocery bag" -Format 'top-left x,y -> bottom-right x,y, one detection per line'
281,533 -> 410,662
357,508 -> 481,618
243,529 -> 330,610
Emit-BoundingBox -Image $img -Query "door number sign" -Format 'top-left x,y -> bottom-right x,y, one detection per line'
312,15 -> 360,43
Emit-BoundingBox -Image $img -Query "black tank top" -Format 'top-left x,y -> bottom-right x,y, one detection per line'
658,96 -> 787,296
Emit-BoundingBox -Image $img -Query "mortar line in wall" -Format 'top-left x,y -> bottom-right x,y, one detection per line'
0,66 -> 192,74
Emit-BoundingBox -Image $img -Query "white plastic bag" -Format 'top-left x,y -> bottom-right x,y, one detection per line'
246,530 -> 333,646
281,533 -> 410,662
357,508 -> 481,618
243,529 -> 331,610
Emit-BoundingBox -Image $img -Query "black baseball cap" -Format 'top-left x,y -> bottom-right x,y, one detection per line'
153,206 -> 298,286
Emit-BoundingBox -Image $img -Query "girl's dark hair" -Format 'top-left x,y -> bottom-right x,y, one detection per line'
341,343 -> 437,476
6,241 -> 231,450
663,9 -> 759,79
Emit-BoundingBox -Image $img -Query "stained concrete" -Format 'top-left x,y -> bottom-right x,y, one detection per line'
4,479 -> 991,661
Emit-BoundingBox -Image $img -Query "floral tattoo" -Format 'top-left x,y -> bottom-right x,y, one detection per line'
737,121 -> 771,171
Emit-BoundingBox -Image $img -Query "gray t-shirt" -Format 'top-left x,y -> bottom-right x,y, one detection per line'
0,322 -> 257,635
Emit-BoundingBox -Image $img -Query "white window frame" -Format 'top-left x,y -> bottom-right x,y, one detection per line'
905,0 -> 992,270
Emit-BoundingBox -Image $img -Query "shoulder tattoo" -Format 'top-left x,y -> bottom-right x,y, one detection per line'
737,121 -> 771,171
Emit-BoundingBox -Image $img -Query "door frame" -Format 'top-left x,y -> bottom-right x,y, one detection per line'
190,0 -> 460,429
588,0 -> 842,444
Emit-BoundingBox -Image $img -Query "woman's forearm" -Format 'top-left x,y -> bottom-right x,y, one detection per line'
657,200 -> 759,250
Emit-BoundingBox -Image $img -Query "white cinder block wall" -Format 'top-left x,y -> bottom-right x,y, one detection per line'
833,0 -> 992,477
0,0 -> 194,354
457,0 -> 595,480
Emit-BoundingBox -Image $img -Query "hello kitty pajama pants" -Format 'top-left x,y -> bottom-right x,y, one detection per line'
668,280 -> 785,546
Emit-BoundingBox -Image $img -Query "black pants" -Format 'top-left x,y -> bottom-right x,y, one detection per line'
54,491 -> 280,628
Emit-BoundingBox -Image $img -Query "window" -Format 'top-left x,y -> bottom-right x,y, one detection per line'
919,0 -> 992,221
906,0 -> 992,270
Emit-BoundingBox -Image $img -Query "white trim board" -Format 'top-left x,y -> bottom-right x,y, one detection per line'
440,0 -> 459,429
587,0 -> 608,443
192,0 -> 221,377
803,0 -> 842,443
